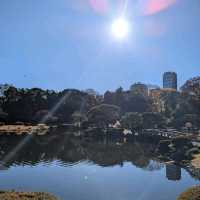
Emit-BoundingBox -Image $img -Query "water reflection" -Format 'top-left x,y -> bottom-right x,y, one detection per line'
0,133 -> 164,171
166,162 -> 181,181
1,133 -> 199,200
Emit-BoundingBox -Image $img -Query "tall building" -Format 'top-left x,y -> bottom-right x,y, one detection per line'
163,72 -> 177,90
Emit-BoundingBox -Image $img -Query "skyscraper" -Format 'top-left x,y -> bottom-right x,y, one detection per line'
163,72 -> 177,90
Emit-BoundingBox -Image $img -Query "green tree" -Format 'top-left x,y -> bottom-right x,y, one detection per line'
120,112 -> 143,130
142,112 -> 166,129
87,104 -> 120,128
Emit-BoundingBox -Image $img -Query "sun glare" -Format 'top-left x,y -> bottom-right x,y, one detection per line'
111,18 -> 130,39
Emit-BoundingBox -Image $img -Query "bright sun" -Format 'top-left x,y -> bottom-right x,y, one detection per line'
111,18 -> 130,39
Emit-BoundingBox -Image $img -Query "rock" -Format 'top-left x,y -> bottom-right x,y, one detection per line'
123,129 -> 132,135
185,122 -> 193,129
37,130 -> 48,136
37,124 -> 48,129
113,121 -> 121,128
30,124 -> 49,135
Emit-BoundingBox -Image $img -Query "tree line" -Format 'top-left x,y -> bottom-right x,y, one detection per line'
0,76 -> 199,129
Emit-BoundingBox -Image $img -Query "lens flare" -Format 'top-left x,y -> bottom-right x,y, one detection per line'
89,0 -> 109,14
140,0 -> 177,15
111,18 -> 130,39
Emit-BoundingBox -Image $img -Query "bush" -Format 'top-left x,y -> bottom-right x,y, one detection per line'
142,112 -> 166,129
120,112 -> 143,130
87,104 -> 120,128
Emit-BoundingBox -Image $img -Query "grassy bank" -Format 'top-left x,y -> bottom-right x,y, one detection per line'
191,154 -> 200,169
0,191 -> 58,200
177,186 -> 200,200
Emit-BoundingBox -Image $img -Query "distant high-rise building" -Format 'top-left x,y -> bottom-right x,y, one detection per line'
163,72 -> 177,90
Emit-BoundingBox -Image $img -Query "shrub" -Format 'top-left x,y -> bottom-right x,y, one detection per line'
120,112 -> 143,130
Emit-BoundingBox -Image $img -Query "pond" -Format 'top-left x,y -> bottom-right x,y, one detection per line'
0,133 -> 199,200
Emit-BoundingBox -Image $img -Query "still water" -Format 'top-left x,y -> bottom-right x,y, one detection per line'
0,133 -> 199,200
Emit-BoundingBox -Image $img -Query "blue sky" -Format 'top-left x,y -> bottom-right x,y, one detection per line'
0,0 -> 199,93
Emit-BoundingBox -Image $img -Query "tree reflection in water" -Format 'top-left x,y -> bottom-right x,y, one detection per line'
0,131 -> 165,172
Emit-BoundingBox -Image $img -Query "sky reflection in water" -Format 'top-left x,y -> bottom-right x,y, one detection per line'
0,134 -> 199,200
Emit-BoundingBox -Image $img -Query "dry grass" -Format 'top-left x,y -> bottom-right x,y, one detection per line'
0,191 -> 58,200
191,154 -> 200,169
0,125 -> 49,135
0,125 -> 33,135
177,186 -> 200,200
